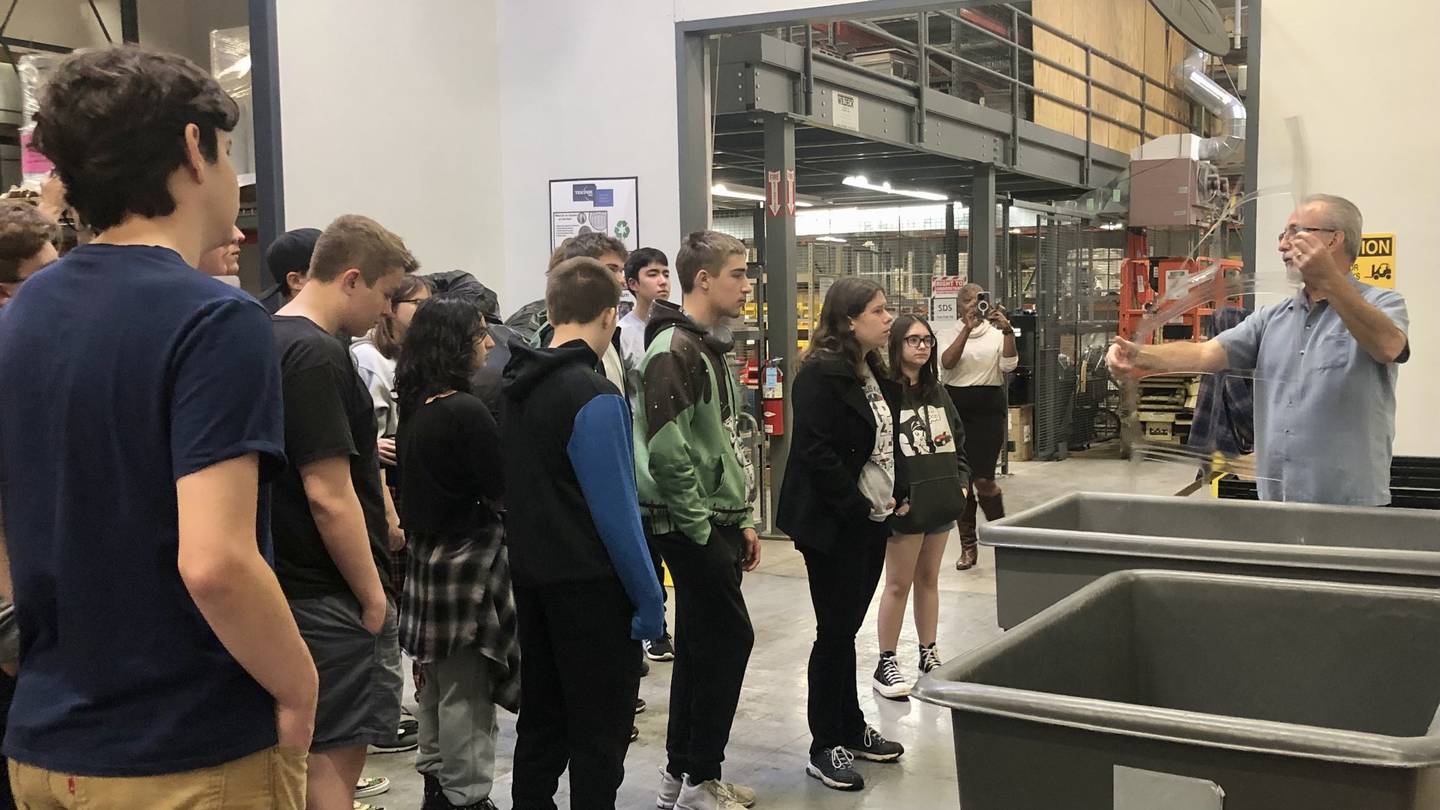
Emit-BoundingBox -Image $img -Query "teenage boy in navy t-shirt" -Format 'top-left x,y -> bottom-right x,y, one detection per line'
0,46 -> 316,808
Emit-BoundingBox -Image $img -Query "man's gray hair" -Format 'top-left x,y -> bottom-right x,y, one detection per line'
1304,193 -> 1363,263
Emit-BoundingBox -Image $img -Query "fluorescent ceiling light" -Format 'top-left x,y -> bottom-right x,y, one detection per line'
711,183 -> 815,207
841,175 -> 947,202
815,235 -> 848,243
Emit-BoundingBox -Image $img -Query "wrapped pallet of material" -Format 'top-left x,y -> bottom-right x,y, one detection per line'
210,26 -> 255,179
18,53 -> 61,190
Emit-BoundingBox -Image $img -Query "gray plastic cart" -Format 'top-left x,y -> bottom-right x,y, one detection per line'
912,570 -> 1440,809
985,492 -> 1440,628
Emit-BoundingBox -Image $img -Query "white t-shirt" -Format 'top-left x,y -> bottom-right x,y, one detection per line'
618,309 -> 647,372
937,320 -> 1019,387
858,366 -> 896,521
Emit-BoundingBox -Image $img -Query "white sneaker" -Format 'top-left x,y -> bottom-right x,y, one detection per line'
657,768 -> 682,809
675,777 -> 748,810
659,769 -> 755,809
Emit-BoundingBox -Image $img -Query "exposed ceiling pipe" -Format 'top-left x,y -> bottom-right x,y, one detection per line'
1175,47 -> 1246,164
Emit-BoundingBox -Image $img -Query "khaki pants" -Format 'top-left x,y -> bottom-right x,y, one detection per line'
8,746 -> 306,810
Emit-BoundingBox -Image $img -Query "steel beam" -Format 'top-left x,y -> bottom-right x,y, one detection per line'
677,31 -> 712,234
761,113 -> 797,533
944,201 -> 960,277
969,163 -> 997,290
248,0 -> 285,253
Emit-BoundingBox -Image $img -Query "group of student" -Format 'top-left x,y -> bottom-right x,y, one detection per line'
0,43 -> 1025,810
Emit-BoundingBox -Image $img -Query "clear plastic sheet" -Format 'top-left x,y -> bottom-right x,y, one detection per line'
1116,117 -> 1314,492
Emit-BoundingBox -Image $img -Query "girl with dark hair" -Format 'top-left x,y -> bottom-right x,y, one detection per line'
937,283 -> 1017,569
353,272 -> 434,463
777,276 -> 904,792
394,295 -> 517,810
872,315 -> 970,701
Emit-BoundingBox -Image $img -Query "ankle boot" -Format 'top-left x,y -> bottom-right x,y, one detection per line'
977,489 -> 1006,522
956,488 -> 979,570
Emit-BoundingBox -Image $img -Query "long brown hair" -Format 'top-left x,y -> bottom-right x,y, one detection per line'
805,276 -> 886,373
888,314 -> 940,400
373,274 -> 433,359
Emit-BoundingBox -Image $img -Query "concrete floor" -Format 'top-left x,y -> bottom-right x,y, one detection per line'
362,447 -> 1198,809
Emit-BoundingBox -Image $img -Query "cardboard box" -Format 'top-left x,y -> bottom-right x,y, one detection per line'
1008,405 -> 1034,461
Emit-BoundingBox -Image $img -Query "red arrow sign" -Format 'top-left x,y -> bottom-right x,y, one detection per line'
766,170 -> 782,217
785,168 -> 796,216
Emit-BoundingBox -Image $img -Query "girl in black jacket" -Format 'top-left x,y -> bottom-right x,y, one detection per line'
872,315 -> 971,702
776,277 -> 904,793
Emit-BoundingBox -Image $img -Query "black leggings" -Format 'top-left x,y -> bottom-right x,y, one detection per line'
801,521 -> 888,755
947,385 -> 1007,480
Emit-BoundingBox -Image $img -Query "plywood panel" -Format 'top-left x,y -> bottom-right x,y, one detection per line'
1032,0 -> 1083,140
1033,0 -> 1193,154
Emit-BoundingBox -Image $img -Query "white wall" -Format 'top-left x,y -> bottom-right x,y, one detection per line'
496,0 -> 898,312
275,0 -> 504,288
1256,0 -> 1440,455
674,0 -> 878,22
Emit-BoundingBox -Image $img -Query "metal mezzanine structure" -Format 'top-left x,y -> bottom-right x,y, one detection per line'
676,2 -> 1213,521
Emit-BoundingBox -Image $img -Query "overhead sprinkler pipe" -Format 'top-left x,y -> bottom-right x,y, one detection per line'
1176,47 -> 1247,163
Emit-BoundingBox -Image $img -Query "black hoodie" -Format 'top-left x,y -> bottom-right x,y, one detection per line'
500,339 -> 664,637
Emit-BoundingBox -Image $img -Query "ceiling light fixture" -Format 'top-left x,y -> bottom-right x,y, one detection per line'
841,175 -> 948,202
815,235 -> 848,243
711,183 -> 815,207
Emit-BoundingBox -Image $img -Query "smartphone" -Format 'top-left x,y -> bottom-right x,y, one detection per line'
977,291 -> 991,314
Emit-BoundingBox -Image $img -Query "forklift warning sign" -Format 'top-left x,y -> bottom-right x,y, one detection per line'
1351,233 -> 1396,289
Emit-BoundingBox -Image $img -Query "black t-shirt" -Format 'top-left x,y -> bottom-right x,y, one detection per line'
271,315 -> 391,599
397,392 -> 504,536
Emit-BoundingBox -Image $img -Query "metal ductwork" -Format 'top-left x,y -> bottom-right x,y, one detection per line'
1175,48 -> 1247,163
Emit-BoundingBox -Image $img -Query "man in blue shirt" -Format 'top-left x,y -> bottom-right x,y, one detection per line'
0,46 -> 317,807
1109,194 -> 1409,505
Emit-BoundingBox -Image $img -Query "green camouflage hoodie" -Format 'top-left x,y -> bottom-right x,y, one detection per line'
633,301 -> 755,543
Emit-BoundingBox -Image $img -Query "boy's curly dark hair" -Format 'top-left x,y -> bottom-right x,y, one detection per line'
32,45 -> 239,230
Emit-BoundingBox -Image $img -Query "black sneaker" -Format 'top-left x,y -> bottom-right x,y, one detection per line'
918,643 -> 942,675
368,722 -> 419,754
871,652 -> 910,701
635,697 -> 647,714
806,746 -> 864,791
846,724 -> 904,762
644,633 -> 676,662
630,725 -> 640,742
420,774 -> 445,810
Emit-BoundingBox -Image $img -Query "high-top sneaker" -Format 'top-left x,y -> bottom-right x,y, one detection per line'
918,643 -> 942,675
871,651 -> 910,700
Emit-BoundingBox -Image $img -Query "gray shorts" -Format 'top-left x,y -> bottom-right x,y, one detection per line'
290,593 -> 403,752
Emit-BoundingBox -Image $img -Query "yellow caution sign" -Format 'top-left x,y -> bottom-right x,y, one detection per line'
1350,232 -> 1396,289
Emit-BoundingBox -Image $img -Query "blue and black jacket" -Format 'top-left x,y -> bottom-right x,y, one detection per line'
500,338 -> 664,641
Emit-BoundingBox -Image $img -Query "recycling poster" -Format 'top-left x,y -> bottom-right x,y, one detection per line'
549,177 -> 639,251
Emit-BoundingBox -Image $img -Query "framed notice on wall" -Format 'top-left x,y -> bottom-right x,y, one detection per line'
549,177 -> 639,252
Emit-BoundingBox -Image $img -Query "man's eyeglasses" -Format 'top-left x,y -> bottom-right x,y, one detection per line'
904,335 -> 937,349
1277,226 -> 1338,243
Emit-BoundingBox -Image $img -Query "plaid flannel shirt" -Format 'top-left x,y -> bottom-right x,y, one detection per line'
399,520 -> 520,713
1188,307 -> 1256,457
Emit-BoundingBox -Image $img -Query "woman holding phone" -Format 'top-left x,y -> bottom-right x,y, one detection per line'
938,283 -> 1017,570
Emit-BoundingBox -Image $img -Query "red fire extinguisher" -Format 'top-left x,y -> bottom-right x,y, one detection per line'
761,359 -> 784,436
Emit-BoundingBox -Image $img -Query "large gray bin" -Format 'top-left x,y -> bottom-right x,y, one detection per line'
912,570 -> 1440,809
985,492 -> 1440,629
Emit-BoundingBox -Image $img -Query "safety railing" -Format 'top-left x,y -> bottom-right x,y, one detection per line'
780,6 -> 1193,177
